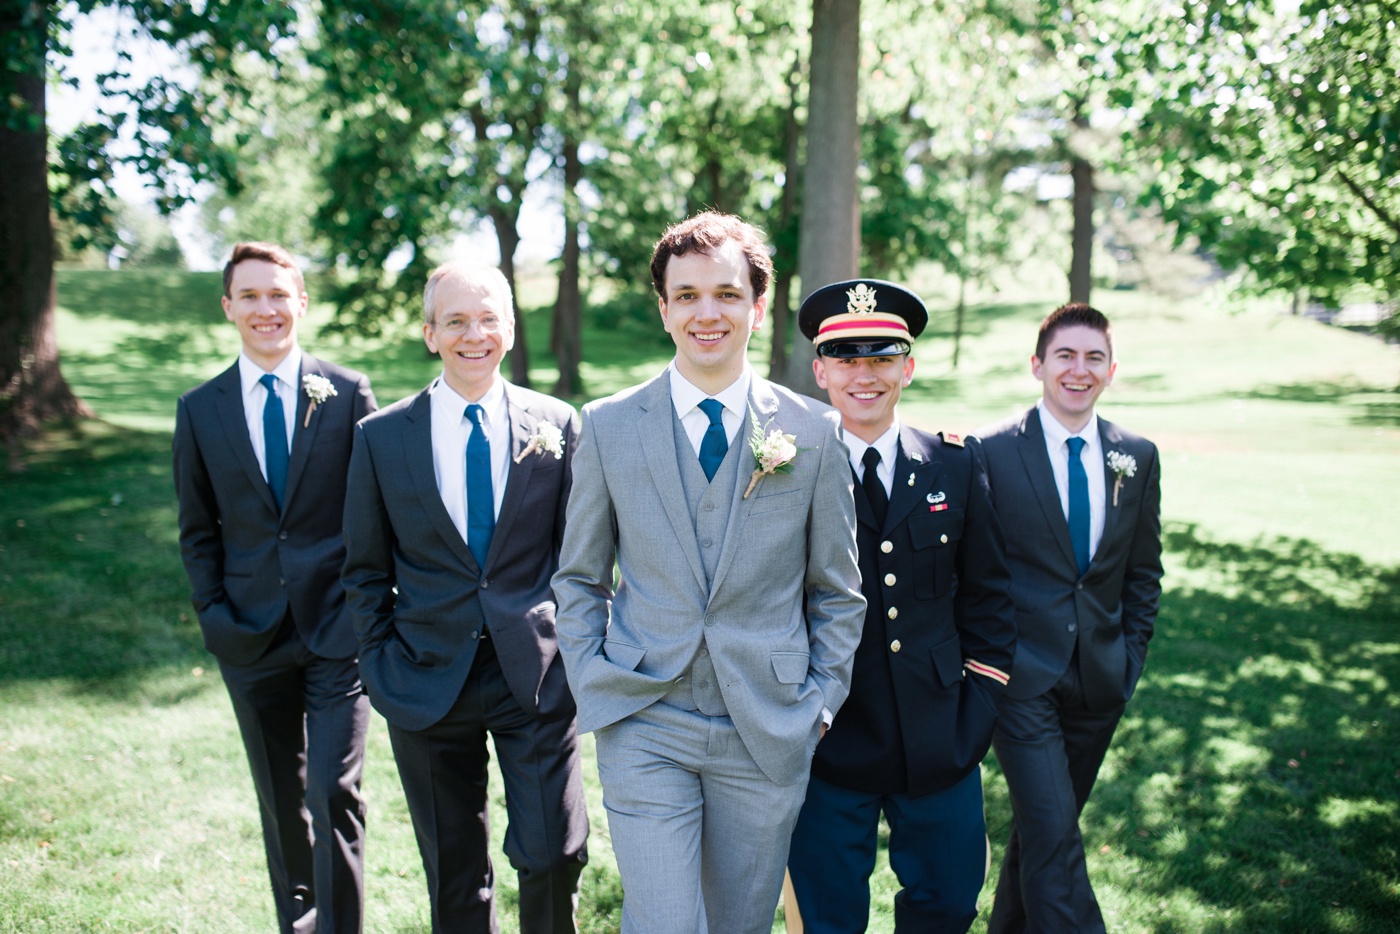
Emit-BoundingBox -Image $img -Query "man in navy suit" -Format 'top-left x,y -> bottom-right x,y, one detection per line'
786,279 -> 1016,932
173,241 -> 377,933
978,303 -> 1163,933
342,262 -> 587,932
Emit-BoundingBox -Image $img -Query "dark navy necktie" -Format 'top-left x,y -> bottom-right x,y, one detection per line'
1067,435 -> 1091,576
697,398 -> 728,482
465,404 -> 495,568
862,446 -> 887,528
260,373 -> 289,511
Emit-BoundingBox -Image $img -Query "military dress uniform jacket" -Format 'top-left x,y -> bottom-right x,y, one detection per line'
811,426 -> 1016,798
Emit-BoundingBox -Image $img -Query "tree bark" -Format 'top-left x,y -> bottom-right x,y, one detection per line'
766,53 -> 803,383
1,1 -> 88,454
551,79 -> 584,398
789,0 -> 860,398
1068,107 -> 1094,304
488,205 -> 532,387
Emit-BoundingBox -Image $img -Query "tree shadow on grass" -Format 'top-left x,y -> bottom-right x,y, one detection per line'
1051,523 -> 1399,931
1245,381 -> 1400,427
0,422 -> 211,700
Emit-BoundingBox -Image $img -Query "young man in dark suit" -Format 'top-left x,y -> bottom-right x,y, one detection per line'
786,279 -> 1016,932
342,263 -> 587,933
173,241 -> 377,933
978,303 -> 1163,933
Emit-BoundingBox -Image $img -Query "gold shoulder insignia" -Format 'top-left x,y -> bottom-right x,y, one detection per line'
940,431 -> 964,448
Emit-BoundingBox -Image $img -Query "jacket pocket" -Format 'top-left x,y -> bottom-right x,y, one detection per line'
771,652 -> 810,684
909,509 -> 964,598
603,638 -> 646,671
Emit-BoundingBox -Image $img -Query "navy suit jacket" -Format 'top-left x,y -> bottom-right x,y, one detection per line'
978,407 -> 1163,710
812,426 -> 1016,798
342,380 -> 580,733
173,354 -> 377,665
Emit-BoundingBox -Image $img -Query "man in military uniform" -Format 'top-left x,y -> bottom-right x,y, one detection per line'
786,279 -> 1017,933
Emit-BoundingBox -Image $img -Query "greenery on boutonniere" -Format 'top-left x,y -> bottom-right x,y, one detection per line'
1107,449 -> 1137,507
742,407 -> 802,499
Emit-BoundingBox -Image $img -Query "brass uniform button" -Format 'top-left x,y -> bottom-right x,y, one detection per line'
890,639 -> 902,653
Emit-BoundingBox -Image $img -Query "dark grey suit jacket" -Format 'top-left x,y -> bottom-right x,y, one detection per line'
342,380 -> 581,733
173,355 -> 377,665
978,407 -> 1162,710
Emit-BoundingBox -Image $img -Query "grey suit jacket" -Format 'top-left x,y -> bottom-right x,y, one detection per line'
173,354 -> 377,665
551,368 -> 866,786
978,406 -> 1163,710
343,379 -> 581,733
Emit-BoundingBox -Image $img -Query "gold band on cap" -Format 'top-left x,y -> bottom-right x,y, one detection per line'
813,312 -> 912,347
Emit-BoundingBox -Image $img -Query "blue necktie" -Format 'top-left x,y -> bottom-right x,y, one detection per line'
1067,436 -> 1090,576
465,404 -> 495,568
697,398 -> 728,482
260,373 -> 289,511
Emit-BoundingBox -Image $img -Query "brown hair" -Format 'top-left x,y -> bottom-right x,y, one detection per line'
1036,302 -> 1113,360
649,211 -> 773,301
222,242 -> 305,297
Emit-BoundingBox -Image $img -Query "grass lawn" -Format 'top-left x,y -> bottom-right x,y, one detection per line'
1,268 -> 1397,932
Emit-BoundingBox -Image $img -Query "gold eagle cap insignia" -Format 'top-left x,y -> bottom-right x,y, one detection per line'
846,283 -> 878,315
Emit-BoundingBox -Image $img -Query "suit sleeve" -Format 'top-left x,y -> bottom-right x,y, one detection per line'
801,415 -> 867,719
171,395 -> 239,634
553,407 -> 582,556
954,438 -> 1016,699
1121,442 -> 1163,689
354,371 -> 378,420
551,408 -> 618,694
342,422 -> 397,656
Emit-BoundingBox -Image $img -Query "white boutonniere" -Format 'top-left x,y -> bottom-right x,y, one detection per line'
742,407 -> 802,500
1107,450 -> 1137,507
302,374 -> 337,427
514,421 -> 565,463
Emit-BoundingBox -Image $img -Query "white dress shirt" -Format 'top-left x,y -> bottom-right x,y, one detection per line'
1038,400 -> 1107,560
238,347 -> 302,482
841,422 -> 899,498
429,375 -> 510,546
669,363 -> 752,454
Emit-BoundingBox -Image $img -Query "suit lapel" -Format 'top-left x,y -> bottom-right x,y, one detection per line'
1097,417 -> 1126,553
1017,408 -> 1079,571
213,363 -> 279,514
403,387 -> 479,572
282,357 -> 317,508
489,385 -> 538,568
707,378 -> 778,597
636,374 -> 709,595
886,428 -> 943,531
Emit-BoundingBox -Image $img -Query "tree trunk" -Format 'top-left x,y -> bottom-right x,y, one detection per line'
1,2 -> 88,455
767,53 -> 803,383
953,274 -> 966,370
551,81 -> 584,398
789,0 -> 860,398
489,205 -> 532,387
1068,107 -> 1094,304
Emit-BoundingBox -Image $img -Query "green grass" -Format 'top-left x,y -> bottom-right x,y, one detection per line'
1,268 -> 1396,931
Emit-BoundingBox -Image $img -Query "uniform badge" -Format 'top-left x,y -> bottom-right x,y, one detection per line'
845,282 -> 878,315
940,430 -> 964,447
927,491 -> 946,504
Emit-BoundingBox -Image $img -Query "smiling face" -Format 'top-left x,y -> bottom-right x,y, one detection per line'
1032,323 -> 1117,432
222,259 -> 307,370
813,353 -> 915,444
658,240 -> 767,394
422,272 -> 516,402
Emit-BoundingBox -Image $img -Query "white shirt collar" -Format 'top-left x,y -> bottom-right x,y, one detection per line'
238,346 -> 302,396
1037,399 -> 1099,453
842,420 -> 900,474
432,372 -> 507,424
668,363 -> 752,419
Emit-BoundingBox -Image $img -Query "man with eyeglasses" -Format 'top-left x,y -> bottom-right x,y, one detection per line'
343,263 -> 588,932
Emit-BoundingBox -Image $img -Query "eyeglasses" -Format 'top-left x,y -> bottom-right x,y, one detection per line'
434,314 -> 504,335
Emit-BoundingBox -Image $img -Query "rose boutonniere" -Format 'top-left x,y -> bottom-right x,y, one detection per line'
302,374 -> 337,427
1107,450 -> 1137,506
742,407 -> 802,499
514,421 -> 565,463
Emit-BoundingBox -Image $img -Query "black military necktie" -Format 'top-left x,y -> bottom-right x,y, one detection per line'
862,446 -> 887,528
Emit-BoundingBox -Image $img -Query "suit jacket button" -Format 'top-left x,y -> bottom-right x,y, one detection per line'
880,541 -> 893,554
704,502 -> 714,511
890,639 -> 902,653
705,615 -> 715,626
1067,623 -> 1077,633
472,631 -> 480,639
480,579 -> 490,589
703,538 -> 713,548
883,573 -> 896,586
278,531 -> 288,541
887,607 -> 898,620
278,577 -> 285,586
1076,582 -> 1084,590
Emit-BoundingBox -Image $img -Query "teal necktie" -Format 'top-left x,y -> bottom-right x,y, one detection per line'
1067,436 -> 1090,576
465,404 -> 495,568
260,373 -> 289,511
697,398 -> 727,481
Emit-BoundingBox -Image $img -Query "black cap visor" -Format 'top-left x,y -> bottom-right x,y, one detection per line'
816,338 -> 911,359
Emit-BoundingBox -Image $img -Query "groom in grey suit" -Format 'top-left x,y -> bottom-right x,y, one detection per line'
343,263 -> 587,932
978,303 -> 1163,933
553,212 -> 866,933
